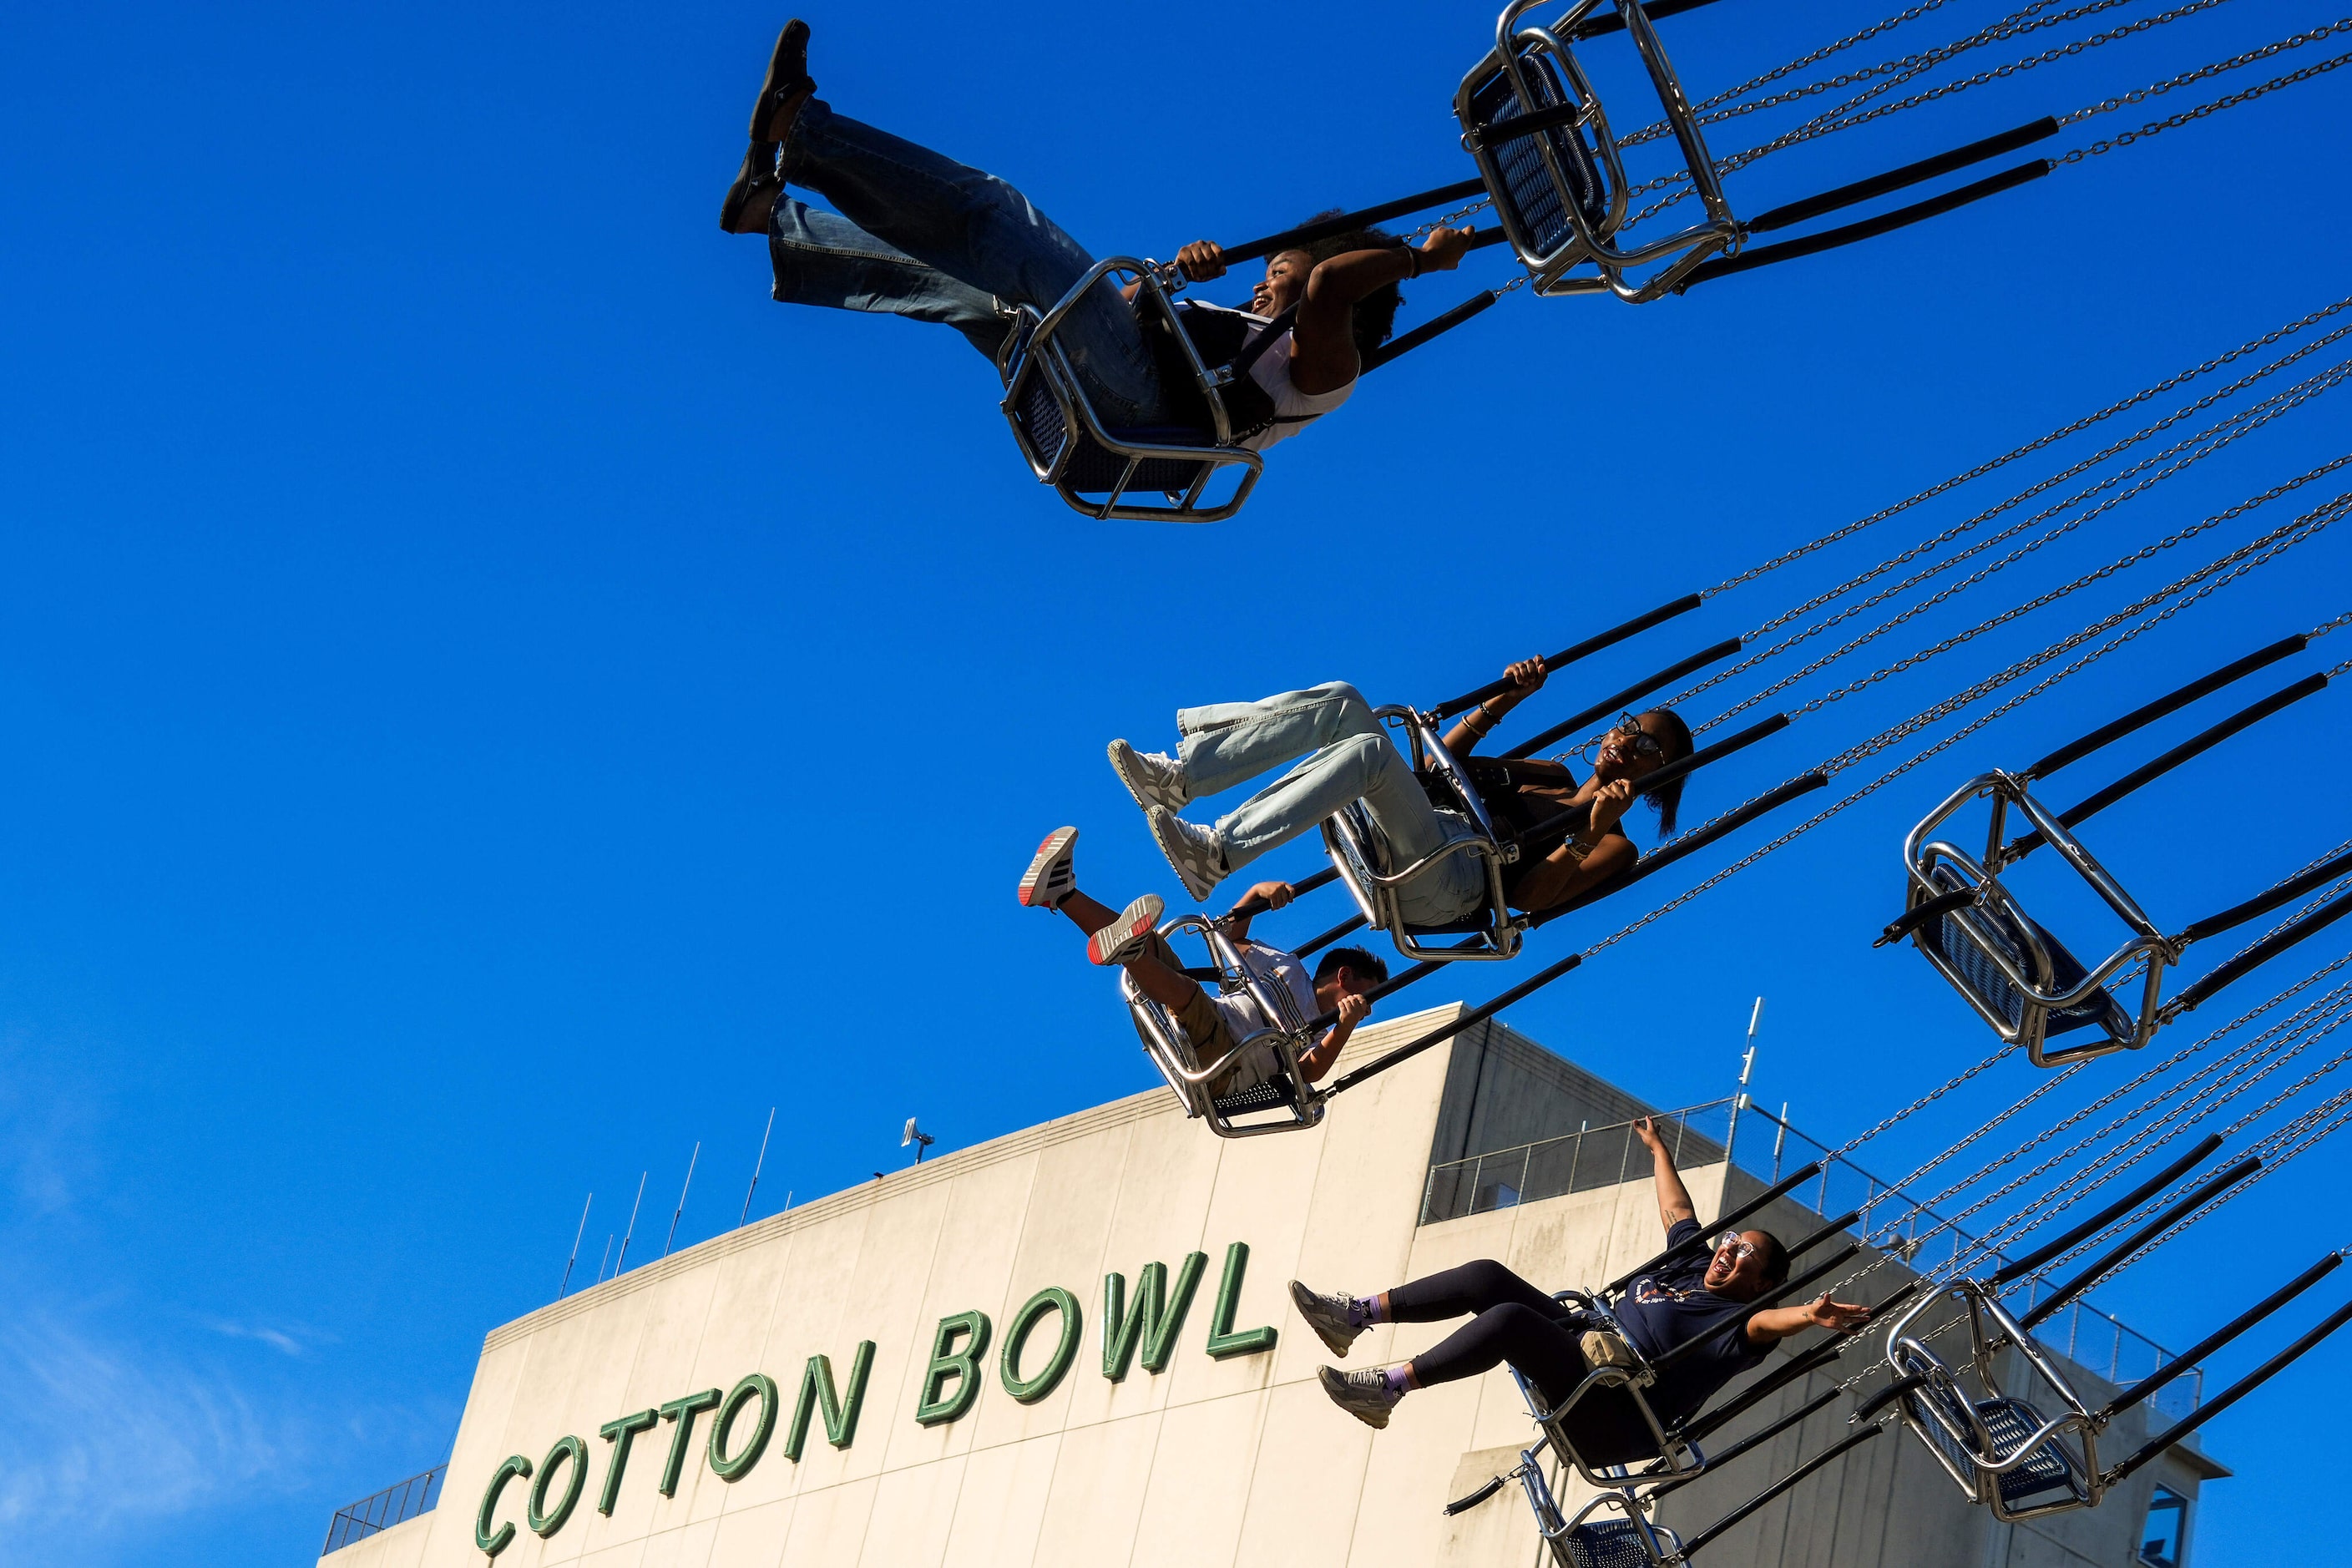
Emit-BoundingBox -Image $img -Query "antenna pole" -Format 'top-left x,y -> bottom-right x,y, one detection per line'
664,1143 -> 701,1257
595,1233 -> 614,1284
614,1171 -> 647,1276
558,1192 -> 592,1301
1726,996 -> 1763,1167
741,1108 -> 776,1227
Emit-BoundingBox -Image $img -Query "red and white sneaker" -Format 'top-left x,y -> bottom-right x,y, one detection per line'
1017,827 -> 1080,909
1088,894 -> 1166,966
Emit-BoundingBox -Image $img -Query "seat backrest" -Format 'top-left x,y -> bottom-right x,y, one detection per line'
1921,864 -> 2136,1043
1560,1520 -> 1672,1568
1469,49 -> 1611,256
1975,1398 -> 2083,1506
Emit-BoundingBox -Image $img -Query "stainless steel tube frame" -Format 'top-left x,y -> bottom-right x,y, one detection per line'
996,259 -> 1264,524
1120,913 -> 1327,1137
1516,1293 -> 1705,1493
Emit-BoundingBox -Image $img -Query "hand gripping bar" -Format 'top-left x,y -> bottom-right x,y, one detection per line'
1434,596 -> 1704,718
1500,638 -> 1745,760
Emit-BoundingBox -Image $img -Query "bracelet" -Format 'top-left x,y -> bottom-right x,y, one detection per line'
1405,247 -> 1424,280
1562,838 -> 1593,864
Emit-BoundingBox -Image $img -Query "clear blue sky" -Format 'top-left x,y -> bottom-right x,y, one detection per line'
2,3 -> 2346,1563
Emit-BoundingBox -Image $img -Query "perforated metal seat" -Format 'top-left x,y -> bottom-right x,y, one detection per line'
1469,53 -> 1610,258
1920,863 -> 2136,1046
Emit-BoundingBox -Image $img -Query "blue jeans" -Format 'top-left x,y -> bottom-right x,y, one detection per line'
768,100 -> 1172,427
1175,683 -> 1489,927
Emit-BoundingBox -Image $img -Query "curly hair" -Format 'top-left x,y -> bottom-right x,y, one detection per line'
1271,214 -> 1408,360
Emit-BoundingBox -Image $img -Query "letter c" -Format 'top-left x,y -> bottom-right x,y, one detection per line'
476,1454 -> 532,1556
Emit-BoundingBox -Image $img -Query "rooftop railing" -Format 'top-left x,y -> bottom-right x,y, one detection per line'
322,1463 -> 444,1555
1422,1096 -> 2203,1419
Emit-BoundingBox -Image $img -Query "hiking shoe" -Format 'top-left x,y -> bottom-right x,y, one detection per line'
1108,739 -> 1191,812
1318,1365 -> 1397,1430
1087,894 -> 1165,967
749,19 -> 816,142
1290,1280 -> 1367,1358
1017,827 -> 1080,909
1146,807 -> 1224,902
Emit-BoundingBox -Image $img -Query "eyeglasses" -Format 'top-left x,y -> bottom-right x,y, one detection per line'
1610,713 -> 1667,760
1712,1233 -> 1758,1264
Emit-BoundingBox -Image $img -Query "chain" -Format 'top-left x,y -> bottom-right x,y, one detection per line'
2312,610 -> 2352,638
1707,297 -> 2352,599
1827,1042 -> 2017,1157
1408,196 -> 1493,240
2063,19 -> 2352,126
1783,464 -> 2352,741
2063,43 -> 2352,159
1873,1061 -> 2086,1193
1681,0 -> 1957,122
1674,356 -> 2352,726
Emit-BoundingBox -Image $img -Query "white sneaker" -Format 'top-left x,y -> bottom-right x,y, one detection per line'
1017,827 -> 1080,909
1145,807 -> 1226,903
1108,740 -> 1191,812
1318,1365 -> 1398,1430
1088,894 -> 1166,966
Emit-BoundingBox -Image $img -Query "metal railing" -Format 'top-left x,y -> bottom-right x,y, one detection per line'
1421,1098 -> 2203,1419
322,1464 -> 445,1555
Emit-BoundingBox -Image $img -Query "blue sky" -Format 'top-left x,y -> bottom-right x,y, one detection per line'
1,2 -> 2347,1563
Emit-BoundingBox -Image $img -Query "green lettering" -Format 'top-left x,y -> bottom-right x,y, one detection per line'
914,1309 -> 994,1425
656,1388 -> 724,1496
707,1373 -> 780,1481
1203,1242 -> 1280,1358
999,1287 -> 1083,1404
784,1342 -> 876,1460
1101,1252 -> 1208,1381
527,1434 -> 588,1538
475,1454 -> 530,1557
595,1408 -> 658,1515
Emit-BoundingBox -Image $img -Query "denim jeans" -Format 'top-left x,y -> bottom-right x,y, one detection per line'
1174,683 -> 1488,926
768,100 -> 1172,427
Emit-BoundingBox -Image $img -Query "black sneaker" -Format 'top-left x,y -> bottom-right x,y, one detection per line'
1289,1280 -> 1367,1358
1318,1365 -> 1397,1430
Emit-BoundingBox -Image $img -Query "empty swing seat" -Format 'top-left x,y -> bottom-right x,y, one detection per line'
1553,1520 -> 1683,1568
1467,51 -> 1613,260
1919,864 -> 2137,1048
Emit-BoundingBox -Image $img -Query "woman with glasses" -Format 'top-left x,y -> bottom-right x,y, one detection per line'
1292,1116 -> 1869,1452
1106,662 -> 1692,927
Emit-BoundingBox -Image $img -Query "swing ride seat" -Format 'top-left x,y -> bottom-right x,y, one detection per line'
996,256 -> 1265,524
1320,706 -> 1525,963
1884,1282 -> 2102,1523
1525,1293 -> 1705,1490
1120,913 -> 1328,1138
1899,771 -> 2167,1068
1455,0 -> 1738,302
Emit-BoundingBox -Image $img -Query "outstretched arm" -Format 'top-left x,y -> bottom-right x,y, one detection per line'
1290,228 -> 1475,395
1633,1115 -> 1697,1233
1746,1294 -> 1871,1346
1444,658 -> 1547,756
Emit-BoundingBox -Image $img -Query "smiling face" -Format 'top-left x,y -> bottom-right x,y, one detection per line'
1252,250 -> 1313,316
1702,1229 -> 1774,1299
1593,711 -> 1678,785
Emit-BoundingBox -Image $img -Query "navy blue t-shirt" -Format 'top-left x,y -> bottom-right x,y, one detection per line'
1614,1219 -> 1768,1423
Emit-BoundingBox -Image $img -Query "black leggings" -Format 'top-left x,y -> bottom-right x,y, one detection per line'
1390,1259 -> 1654,1465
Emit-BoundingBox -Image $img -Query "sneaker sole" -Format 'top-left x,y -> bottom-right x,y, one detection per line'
1088,896 -> 1165,966
1146,809 -> 1217,902
1017,827 -> 1079,908
1289,1280 -> 1363,1358
1107,740 -> 1183,814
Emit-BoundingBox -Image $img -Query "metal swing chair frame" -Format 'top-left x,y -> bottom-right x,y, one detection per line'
1322,705 -> 1527,964
1456,0 -> 1737,301
1121,911 -> 1329,1138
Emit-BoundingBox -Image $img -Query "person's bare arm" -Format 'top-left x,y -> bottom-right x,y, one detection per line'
1222,880 -> 1294,943
1633,1115 -> 1696,1232
1289,228 -> 1474,395
1297,991 -> 1370,1083
1443,658 -> 1547,755
1746,1294 -> 1870,1345
1507,779 -> 1639,910
1127,240 -> 1232,301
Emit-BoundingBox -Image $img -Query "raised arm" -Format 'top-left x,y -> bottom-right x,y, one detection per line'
1444,657 -> 1549,756
1632,1115 -> 1696,1234
1289,228 -> 1475,396
1221,880 -> 1295,943
1746,1294 -> 1871,1346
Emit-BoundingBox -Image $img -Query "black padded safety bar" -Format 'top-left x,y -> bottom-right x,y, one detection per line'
2017,1156 -> 2260,1330
1571,0 -> 1738,40
1435,596 -> 1705,717
1683,1281 -> 1922,1443
2107,1297 -> 2352,1487
1563,771 -> 1830,918
1364,290 -> 1500,374
2026,635 -> 2309,780
1851,1373 -> 1930,1427
1652,1388 -> 1844,1498
1220,179 -> 1486,266
1225,865 -> 1339,921
1677,1426 -> 1884,1560
1292,913 -> 1370,959
2167,893 -> 2352,1017
1989,1133 -> 2224,1286
2102,1253 -> 2341,1419
1474,97 -> 1592,149
1876,886 -> 1976,949
1442,1474 -> 1509,1515
1501,638 -> 1746,759
1323,952 -> 1583,1097
1604,1161 -> 1825,1296
2007,673 -> 2331,859
1743,118 -> 2059,236
1678,160 -> 2051,291
2177,847 -> 2352,944
1649,1244 -> 1862,1374
1788,1210 -> 1865,1261
1509,714 -> 1796,859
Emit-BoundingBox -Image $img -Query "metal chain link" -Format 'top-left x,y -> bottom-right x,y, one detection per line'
2311,609 -> 2352,638
2063,43 -> 2352,159
2062,19 -> 2352,128
1706,297 -> 2352,599
1408,196 -> 1494,241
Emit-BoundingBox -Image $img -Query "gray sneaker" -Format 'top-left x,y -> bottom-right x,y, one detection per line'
1087,894 -> 1166,967
1146,807 -> 1226,903
1289,1280 -> 1366,1358
1108,740 -> 1191,813
1318,1364 -> 1397,1430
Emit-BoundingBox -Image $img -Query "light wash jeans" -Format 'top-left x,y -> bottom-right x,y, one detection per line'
1175,683 -> 1488,927
767,100 -> 1173,427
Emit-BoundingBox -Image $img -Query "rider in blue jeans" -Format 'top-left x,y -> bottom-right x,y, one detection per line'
719,21 -> 1476,447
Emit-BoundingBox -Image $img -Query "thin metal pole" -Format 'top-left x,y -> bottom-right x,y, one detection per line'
663,1142 -> 701,1258
558,1192 -> 591,1301
741,1108 -> 776,1227
1727,996 -> 1763,1168
595,1233 -> 614,1283
614,1171 -> 647,1276
1772,1102 -> 1789,1181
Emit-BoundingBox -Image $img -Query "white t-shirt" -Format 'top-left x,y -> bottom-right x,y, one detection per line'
1206,941 -> 1320,1092
1234,321 -> 1355,452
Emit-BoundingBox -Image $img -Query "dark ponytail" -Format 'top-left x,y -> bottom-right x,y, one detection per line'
1640,708 -> 1694,837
